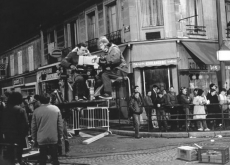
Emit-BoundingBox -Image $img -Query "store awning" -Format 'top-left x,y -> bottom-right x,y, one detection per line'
131,41 -> 177,68
182,41 -> 220,65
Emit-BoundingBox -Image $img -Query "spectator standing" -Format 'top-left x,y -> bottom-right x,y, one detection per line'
155,91 -> 168,132
206,89 -> 221,130
219,88 -> 230,127
193,89 -> 210,131
189,88 -> 199,103
0,92 -> 29,164
180,87 -> 192,130
144,91 -> 158,129
31,93 -> 63,165
166,86 -> 178,131
129,92 -> 143,138
207,83 -> 218,98
151,85 -> 158,129
33,94 -> 41,109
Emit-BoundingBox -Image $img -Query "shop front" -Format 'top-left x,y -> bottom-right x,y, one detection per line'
37,62 -> 63,96
131,41 -> 179,96
179,41 -> 220,94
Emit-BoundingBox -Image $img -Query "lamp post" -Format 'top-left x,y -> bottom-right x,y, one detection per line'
216,0 -> 226,88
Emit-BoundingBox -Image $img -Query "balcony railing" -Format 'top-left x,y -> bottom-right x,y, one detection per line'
86,38 -> 99,53
186,25 -> 206,36
105,30 -> 122,45
226,25 -> 230,38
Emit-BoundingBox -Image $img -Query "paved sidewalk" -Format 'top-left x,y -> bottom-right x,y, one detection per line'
60,131 -> 230,165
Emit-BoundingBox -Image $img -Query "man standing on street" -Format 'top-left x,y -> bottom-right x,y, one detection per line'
31,93 -> 63,165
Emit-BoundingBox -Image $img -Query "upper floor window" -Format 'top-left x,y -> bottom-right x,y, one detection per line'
10,54 -> 14,76
87,12 -> 96,40
65,21 -> 77,49
17,51 -> 22,74
226,2 -> 230,26
106,3 -> 118,33
187,0 -> 204,27
141,0 -> 164,27
28,46 -> 34,71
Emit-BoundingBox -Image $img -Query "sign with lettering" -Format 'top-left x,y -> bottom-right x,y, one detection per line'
209,65 -> 220,71
13,77 -> 24,86
40,66 -> 59,81
132,59 -> 177,68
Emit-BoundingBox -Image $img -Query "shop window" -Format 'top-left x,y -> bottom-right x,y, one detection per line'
87,11 -> 96,40
106,2 -> 118,33
140,0 -> 164,27
143,66 -> 174,94
179,71 -> 218,94
65,21 -> 77,49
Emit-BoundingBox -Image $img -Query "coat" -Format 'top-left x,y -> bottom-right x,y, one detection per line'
206,94 -> 221,119
180,94 -> 190,109
1,105 -> 29,144
166,92 -> 178,106
129,97 -> 143,115
155,96 -> 166,111
193,96 -> 207,119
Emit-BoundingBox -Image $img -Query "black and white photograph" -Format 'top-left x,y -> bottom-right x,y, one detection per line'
1,0 -> 230,164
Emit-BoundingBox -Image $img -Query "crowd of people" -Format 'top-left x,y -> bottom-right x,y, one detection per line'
0,91 -> 63,165
128,83 -> 230,138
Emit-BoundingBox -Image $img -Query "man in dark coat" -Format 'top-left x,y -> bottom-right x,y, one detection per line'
61,43 -> 89,101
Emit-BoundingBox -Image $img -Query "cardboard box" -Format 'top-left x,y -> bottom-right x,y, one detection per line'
177,146 -> 198,161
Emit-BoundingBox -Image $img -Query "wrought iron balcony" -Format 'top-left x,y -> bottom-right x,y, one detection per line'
86,38 -> 99,52
186,25 -> 206,36
226,25 -> 230,38
105,30 -> 122,45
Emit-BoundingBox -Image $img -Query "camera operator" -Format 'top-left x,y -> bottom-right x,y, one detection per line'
61,43 -> 90,101
98,36 -> 128,99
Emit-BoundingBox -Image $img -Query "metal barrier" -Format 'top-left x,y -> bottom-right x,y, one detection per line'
117,102 -> 230,132
71,107 -> 110,132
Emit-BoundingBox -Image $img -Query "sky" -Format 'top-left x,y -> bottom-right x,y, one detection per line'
0,0 -> 84,54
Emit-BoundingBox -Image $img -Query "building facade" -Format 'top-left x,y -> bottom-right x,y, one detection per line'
1,0 -> 230,113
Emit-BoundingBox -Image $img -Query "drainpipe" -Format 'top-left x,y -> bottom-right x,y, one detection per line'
216,0 -> 226,88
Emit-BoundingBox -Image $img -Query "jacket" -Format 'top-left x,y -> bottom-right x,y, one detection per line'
1,105 -> 28,144
129,97 -> 143,115
166,92 -> 178,106
155,96 -> 166,110
31,104 -> 63,145
151,90 -> 157,105
103,44 -> 128,73
180,94 -> 190,109
61,52 -> 79,68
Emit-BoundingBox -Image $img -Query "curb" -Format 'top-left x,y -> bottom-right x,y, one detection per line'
69,128 -> 230,138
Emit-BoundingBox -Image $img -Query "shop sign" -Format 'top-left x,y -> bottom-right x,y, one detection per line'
13,77 -> 24,86
132,59 -> 177,68
209,65 -> 220,71
40,66 -> 59,81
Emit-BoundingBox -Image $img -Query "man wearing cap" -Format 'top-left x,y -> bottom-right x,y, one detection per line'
61,43 -> 89,101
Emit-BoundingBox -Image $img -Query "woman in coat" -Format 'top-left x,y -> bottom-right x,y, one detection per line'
193,89 -> 210,131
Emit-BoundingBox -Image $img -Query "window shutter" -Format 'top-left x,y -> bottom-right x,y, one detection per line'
98,4 -> 104,36
18,51 -> 22,74
79,13 -> 86,42
10,54 -> 14,76
28,46 -> 34,71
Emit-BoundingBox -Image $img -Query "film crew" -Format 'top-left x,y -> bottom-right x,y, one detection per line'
97,36 -> 128,99
61,43 -> 90,101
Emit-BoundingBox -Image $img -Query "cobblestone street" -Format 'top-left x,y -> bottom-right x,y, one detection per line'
57,131 -> 230,165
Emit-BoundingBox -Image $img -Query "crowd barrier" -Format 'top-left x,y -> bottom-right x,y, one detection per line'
119,102 -> 230,132
68,107 -> 110,132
